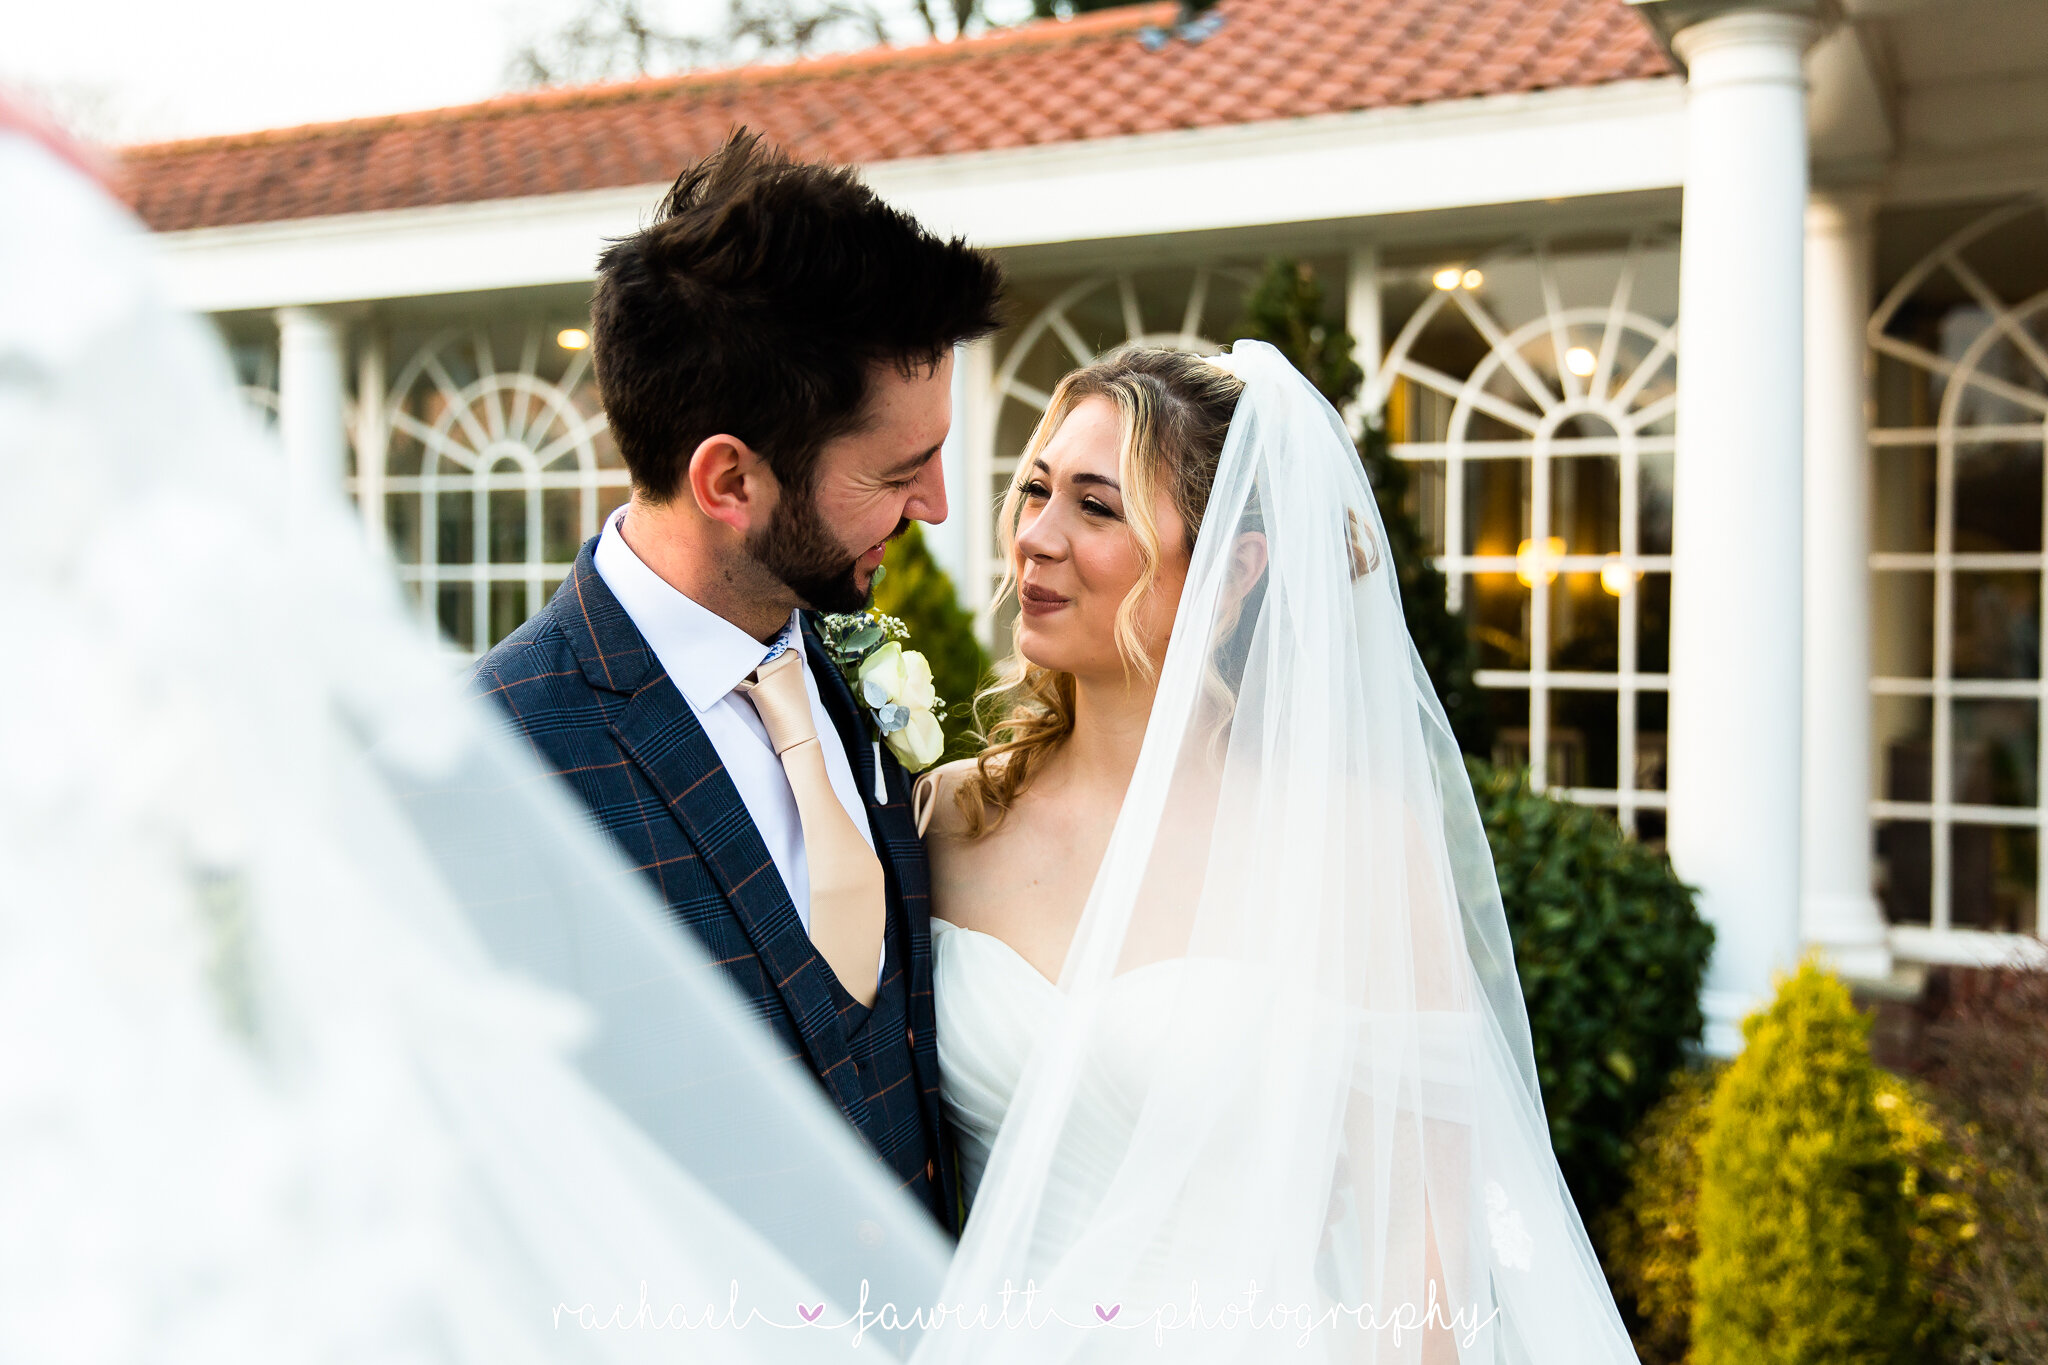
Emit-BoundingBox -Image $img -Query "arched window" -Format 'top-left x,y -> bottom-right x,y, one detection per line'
1374,238 -> 1680,836
369,325 -> 623,655
1869,198 -> 2048,941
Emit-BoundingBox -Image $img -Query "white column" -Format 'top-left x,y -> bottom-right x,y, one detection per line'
276,306 -> 349,512
353,329 -> 389,553
1666,8 -> 1816,1056
1345,244 -> 1383,424
927,341 -> 975,590
959,337 -> 999,641
1803,188 -> 1891,980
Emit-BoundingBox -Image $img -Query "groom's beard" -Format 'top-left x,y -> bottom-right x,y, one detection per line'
747,486 -> 907,615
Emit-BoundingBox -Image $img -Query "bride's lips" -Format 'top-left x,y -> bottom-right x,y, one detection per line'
1019,582 -> 1070,617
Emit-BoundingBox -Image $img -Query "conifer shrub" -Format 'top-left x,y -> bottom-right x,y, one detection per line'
872,521 -> 991,761
1692,959 -> 1919,1365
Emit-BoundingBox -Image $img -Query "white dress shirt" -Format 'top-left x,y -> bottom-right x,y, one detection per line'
594,506 -> 884,982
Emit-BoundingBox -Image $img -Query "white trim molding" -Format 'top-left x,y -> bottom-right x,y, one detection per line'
148,78 -> 1687,316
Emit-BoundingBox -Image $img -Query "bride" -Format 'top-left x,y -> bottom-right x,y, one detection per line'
913,345 -> 1642,1361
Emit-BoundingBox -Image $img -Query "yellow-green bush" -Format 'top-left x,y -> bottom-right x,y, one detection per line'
1692,959 -> 1919,1365
1598,1063 -> 1722,1365
1602,968 -> 1981,1364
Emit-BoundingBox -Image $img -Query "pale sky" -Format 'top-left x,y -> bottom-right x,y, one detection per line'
1,0 -> 978,146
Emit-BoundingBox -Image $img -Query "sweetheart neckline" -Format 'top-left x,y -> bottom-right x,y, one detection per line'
930,917 -> 1060,990
931,918 -> 1195,993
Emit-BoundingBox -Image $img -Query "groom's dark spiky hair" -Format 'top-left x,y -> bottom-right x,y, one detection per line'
591,127 -> 1004,502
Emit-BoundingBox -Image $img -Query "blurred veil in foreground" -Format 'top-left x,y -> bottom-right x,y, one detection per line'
0,108 -> 944,1363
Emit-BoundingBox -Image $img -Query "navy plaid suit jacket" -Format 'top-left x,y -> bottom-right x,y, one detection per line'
471,538 -> 958,1233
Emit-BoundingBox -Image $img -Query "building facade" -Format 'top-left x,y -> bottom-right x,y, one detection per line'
123,0 -> 2048,1051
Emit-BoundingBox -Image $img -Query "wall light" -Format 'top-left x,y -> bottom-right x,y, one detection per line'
1432,267 -> 1463,291
1565,346 -> 1597,376
1461,268 -> 1484,290
1515,536 -> 1566,588
1600,555 -> 1642,597
556,327 -> 591,350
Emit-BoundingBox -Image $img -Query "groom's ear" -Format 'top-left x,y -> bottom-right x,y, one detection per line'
683,433 -> 776,534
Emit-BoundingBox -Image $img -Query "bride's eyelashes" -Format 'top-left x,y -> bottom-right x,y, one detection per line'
1021,479 -> 1121,521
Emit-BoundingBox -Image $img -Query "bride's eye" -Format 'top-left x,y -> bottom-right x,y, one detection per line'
1081,498 -> 1119,520
1022,480 -> 1049,501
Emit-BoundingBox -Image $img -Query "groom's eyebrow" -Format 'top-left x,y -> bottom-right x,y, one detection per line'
881,443 -> 943,479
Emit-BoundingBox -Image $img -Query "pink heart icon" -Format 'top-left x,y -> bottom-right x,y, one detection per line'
798,1303 -> 824,1323
1094,1303 -> 1121,1322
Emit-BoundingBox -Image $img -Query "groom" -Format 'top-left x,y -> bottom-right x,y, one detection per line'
473,130 -> 1002,1235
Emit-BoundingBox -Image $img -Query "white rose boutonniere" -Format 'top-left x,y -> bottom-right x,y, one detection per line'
817,581 -> 951,793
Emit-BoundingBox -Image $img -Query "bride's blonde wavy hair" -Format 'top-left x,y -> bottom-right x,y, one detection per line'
954,346 -> 1244,838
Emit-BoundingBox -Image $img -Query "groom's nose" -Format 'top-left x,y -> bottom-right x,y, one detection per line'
907,451 -> 948,526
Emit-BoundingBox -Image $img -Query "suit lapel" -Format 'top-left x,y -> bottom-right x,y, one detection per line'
559,549 -> 868,1125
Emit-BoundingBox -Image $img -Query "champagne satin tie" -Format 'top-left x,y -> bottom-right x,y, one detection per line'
737,649 -> 886,1007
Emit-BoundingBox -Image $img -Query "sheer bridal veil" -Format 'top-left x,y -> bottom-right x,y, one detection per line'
920,341 -> 1640,1362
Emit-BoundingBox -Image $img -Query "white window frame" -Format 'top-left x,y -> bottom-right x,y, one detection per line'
1368,239 -> 1680,831
1867,198 -> 2048,948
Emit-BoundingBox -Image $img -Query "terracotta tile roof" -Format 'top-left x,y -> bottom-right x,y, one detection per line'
119,0 -> 1667,233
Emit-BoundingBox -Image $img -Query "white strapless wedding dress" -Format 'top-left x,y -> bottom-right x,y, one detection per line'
931,918 -> 1171,1217
929,917 -> 1260,1291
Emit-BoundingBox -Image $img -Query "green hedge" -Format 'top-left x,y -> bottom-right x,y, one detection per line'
1466,760 -> 1713,1215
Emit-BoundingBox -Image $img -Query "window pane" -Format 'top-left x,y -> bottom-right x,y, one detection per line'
385,492 -> 421,565
1403,459 -> 1447,558
1875,696 -> 1934,803
1638,449 -> 1673,555
543,488 -> 581,563
436,582 -> 473,647
1950,825 -> 2038,935
1469,573 -> 1530,669
1463,459 -> 1528,558
599,483 -> 629,531
1635,689 -> 1668,791
1878,820 -> 1932,925
1954,443 -> 2043,554
1550,572 -> 1619,671
488,487 -> 527,564
1551,455 -> 1620,556
1549,689 -> 1619,790
1636,572 -> 1670,673
1952,698 -> 2037,807
1635,808 -> 1666,846
1485,687 -> 1531,772
1872,444 -> 1935,554
435,490 -> 474,566
1872,571 -> 1934,677
1953,571 -> 2041,679
488,580 -> 527,648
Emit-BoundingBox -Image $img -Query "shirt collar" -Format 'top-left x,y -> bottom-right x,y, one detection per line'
593,506 -> 804,713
